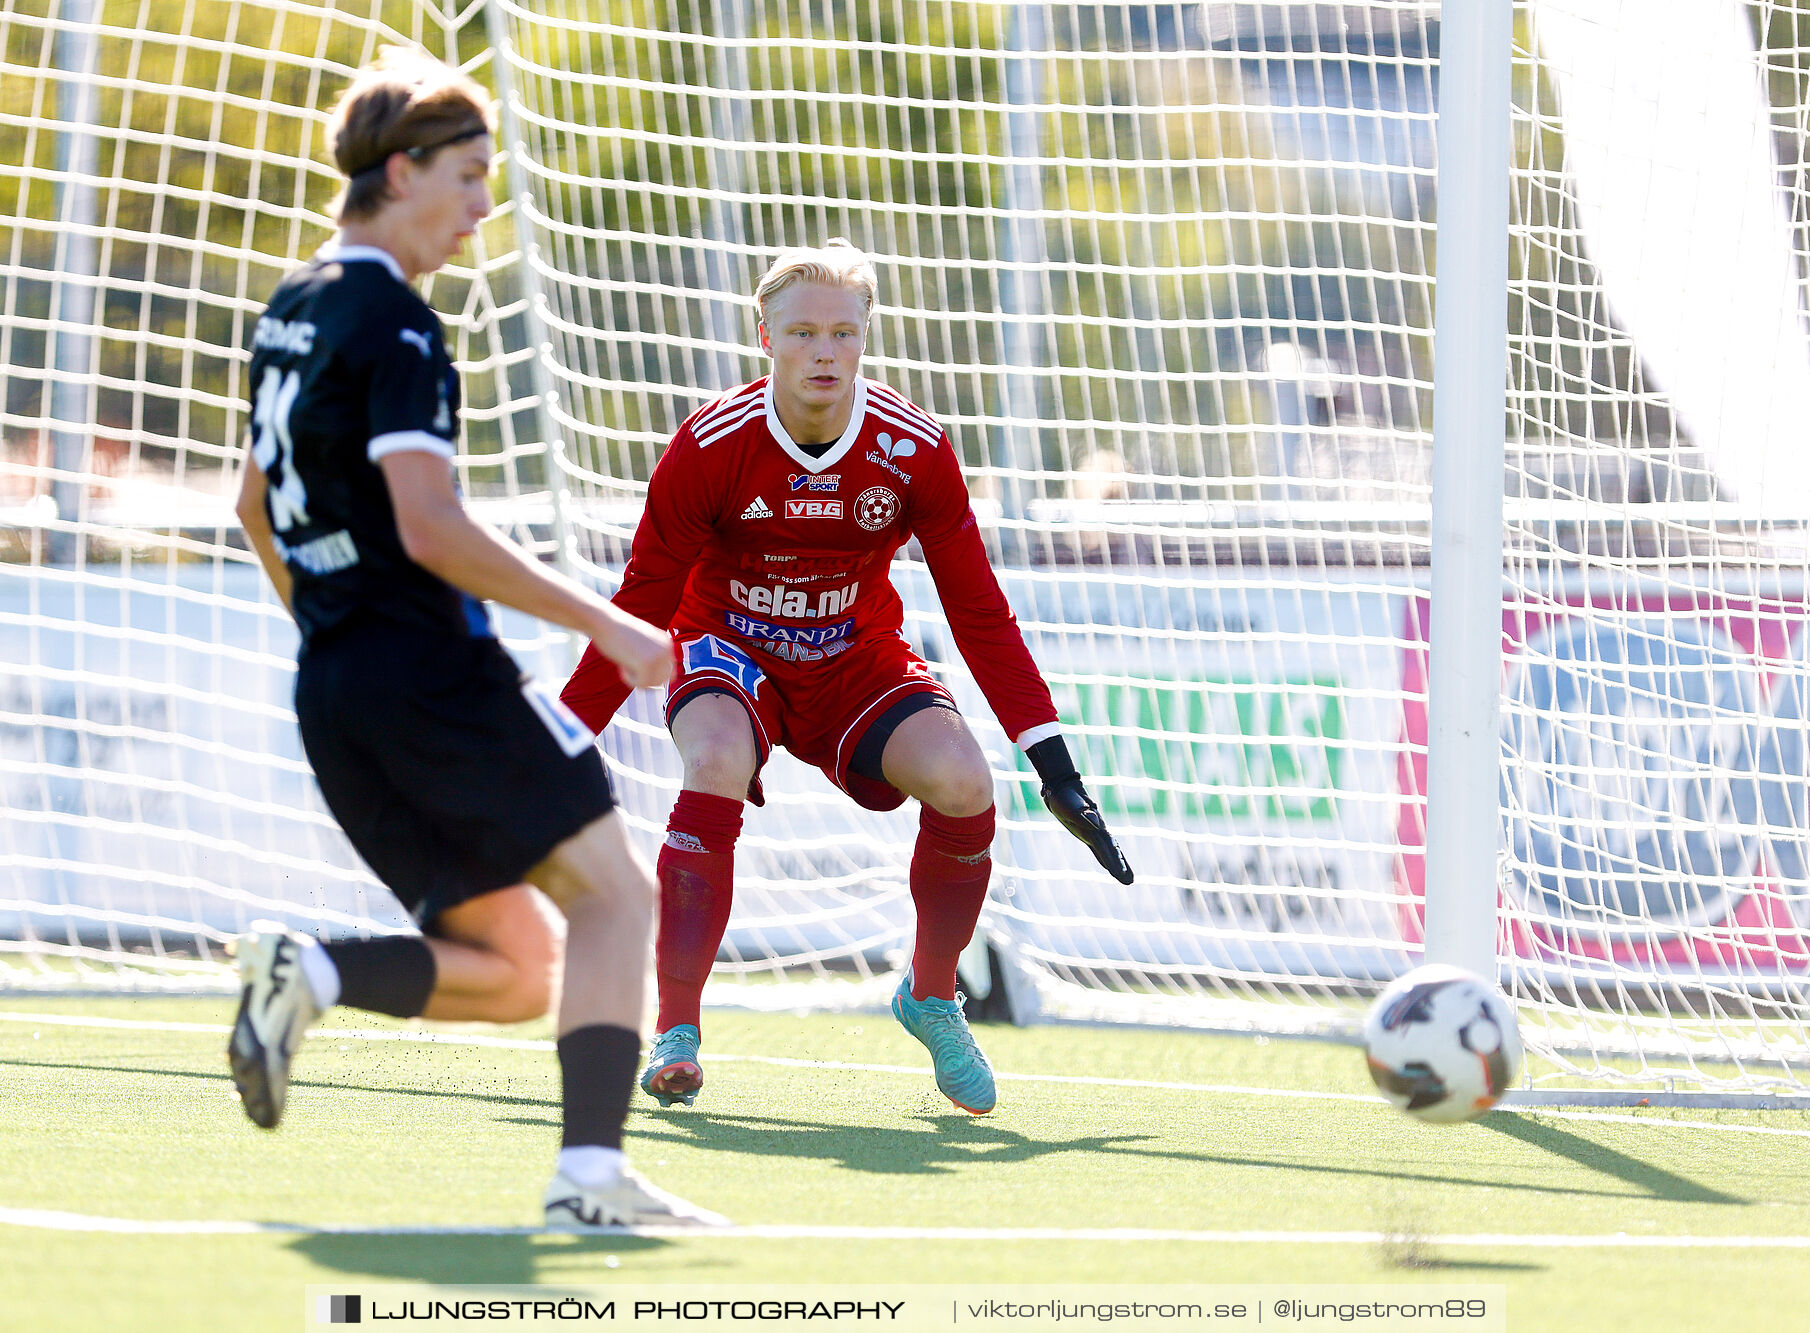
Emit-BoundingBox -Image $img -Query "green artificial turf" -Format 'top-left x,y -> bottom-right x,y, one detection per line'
1,997 -> 1806,1330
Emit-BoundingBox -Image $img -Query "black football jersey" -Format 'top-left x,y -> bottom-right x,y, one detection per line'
246,242 -> 491,645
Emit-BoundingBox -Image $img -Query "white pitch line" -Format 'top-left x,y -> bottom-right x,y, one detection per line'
1,1207 -> 1807,1247
6,1010 -> 1809,1136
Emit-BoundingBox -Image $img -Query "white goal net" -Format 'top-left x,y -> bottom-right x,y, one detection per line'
6,0 -> 1810,1099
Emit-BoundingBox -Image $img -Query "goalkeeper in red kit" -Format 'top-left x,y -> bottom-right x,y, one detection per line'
561,240 -> 1132,1115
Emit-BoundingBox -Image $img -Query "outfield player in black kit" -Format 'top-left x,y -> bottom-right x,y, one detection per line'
229,47 -> 724,1230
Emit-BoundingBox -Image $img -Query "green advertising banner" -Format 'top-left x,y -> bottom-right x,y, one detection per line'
1006,677 -> 1347,822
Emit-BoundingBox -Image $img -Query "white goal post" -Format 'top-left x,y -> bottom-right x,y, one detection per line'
7,0 -> 1810,1105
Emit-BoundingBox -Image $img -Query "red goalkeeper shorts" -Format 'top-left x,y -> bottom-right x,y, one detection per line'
664,628 -> 955,811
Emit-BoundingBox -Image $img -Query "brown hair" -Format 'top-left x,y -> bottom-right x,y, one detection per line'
326,46 -> 496,222
755,239 -> 879,323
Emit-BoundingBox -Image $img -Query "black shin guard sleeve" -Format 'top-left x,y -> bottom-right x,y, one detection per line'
556,1024 -> 641,1149
320,935 -> 438,1019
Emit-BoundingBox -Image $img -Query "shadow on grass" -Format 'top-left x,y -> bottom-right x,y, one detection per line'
1480,1113 -> 1746,1205
11,1055 -> 1713,1208
1375,1247 -> 1546,1273
288,1233 -> 674,1284
3,1060 -> 708,1284
498,1107 -> 1185,1178
508,1108 -> 1652,1200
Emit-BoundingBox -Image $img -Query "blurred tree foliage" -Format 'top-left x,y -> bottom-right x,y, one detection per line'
513,1 -> 1437,497
6,1 -> 1803,509
1,0 -> 427,479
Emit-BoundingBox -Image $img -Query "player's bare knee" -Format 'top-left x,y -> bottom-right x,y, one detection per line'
494,962 -> 553,1023
590,861 -> 656,918
472,955 -> 551,1024
500,925 -> 558,1021
531,816 -> 655,921
538,866 -> 625,920
672,695 -> 759,798
681,744 -> 757,798
926,764 -> 995,819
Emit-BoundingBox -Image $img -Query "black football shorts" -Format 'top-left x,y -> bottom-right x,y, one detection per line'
295,619 -> 615,925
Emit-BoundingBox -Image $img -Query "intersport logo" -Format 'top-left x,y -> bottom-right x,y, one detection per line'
785,499 -> 843,519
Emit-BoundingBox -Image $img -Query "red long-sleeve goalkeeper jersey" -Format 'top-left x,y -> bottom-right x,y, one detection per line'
561,375 -> 1059,744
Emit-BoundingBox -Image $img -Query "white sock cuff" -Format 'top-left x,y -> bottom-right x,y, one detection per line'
556,1145 -> 627,1189
293,933 -> 341,1009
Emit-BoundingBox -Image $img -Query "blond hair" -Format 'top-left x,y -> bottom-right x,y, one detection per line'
754,239 -> 878,323
326,46 -> 495,222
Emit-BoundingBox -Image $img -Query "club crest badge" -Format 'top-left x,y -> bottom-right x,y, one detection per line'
854,486 -> 900,531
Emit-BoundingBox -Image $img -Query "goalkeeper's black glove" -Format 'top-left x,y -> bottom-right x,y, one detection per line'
1027,735 -> 1134,885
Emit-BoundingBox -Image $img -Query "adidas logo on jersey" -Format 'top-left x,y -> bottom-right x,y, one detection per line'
740,496 -> 774,520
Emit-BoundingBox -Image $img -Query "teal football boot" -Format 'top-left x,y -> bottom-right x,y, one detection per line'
891,971 -> 996,1114
640,1024 -> 703,1107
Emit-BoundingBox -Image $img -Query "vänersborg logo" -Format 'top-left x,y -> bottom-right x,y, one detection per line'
867,432 -> 916,481
318,1294 -> 362,1324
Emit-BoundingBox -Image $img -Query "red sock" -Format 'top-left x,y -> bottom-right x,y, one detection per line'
654,790 -> 743,1032
908,805 -> 996,1001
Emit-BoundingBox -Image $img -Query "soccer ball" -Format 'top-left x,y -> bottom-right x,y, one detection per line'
1362,964 -> 1523,1123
